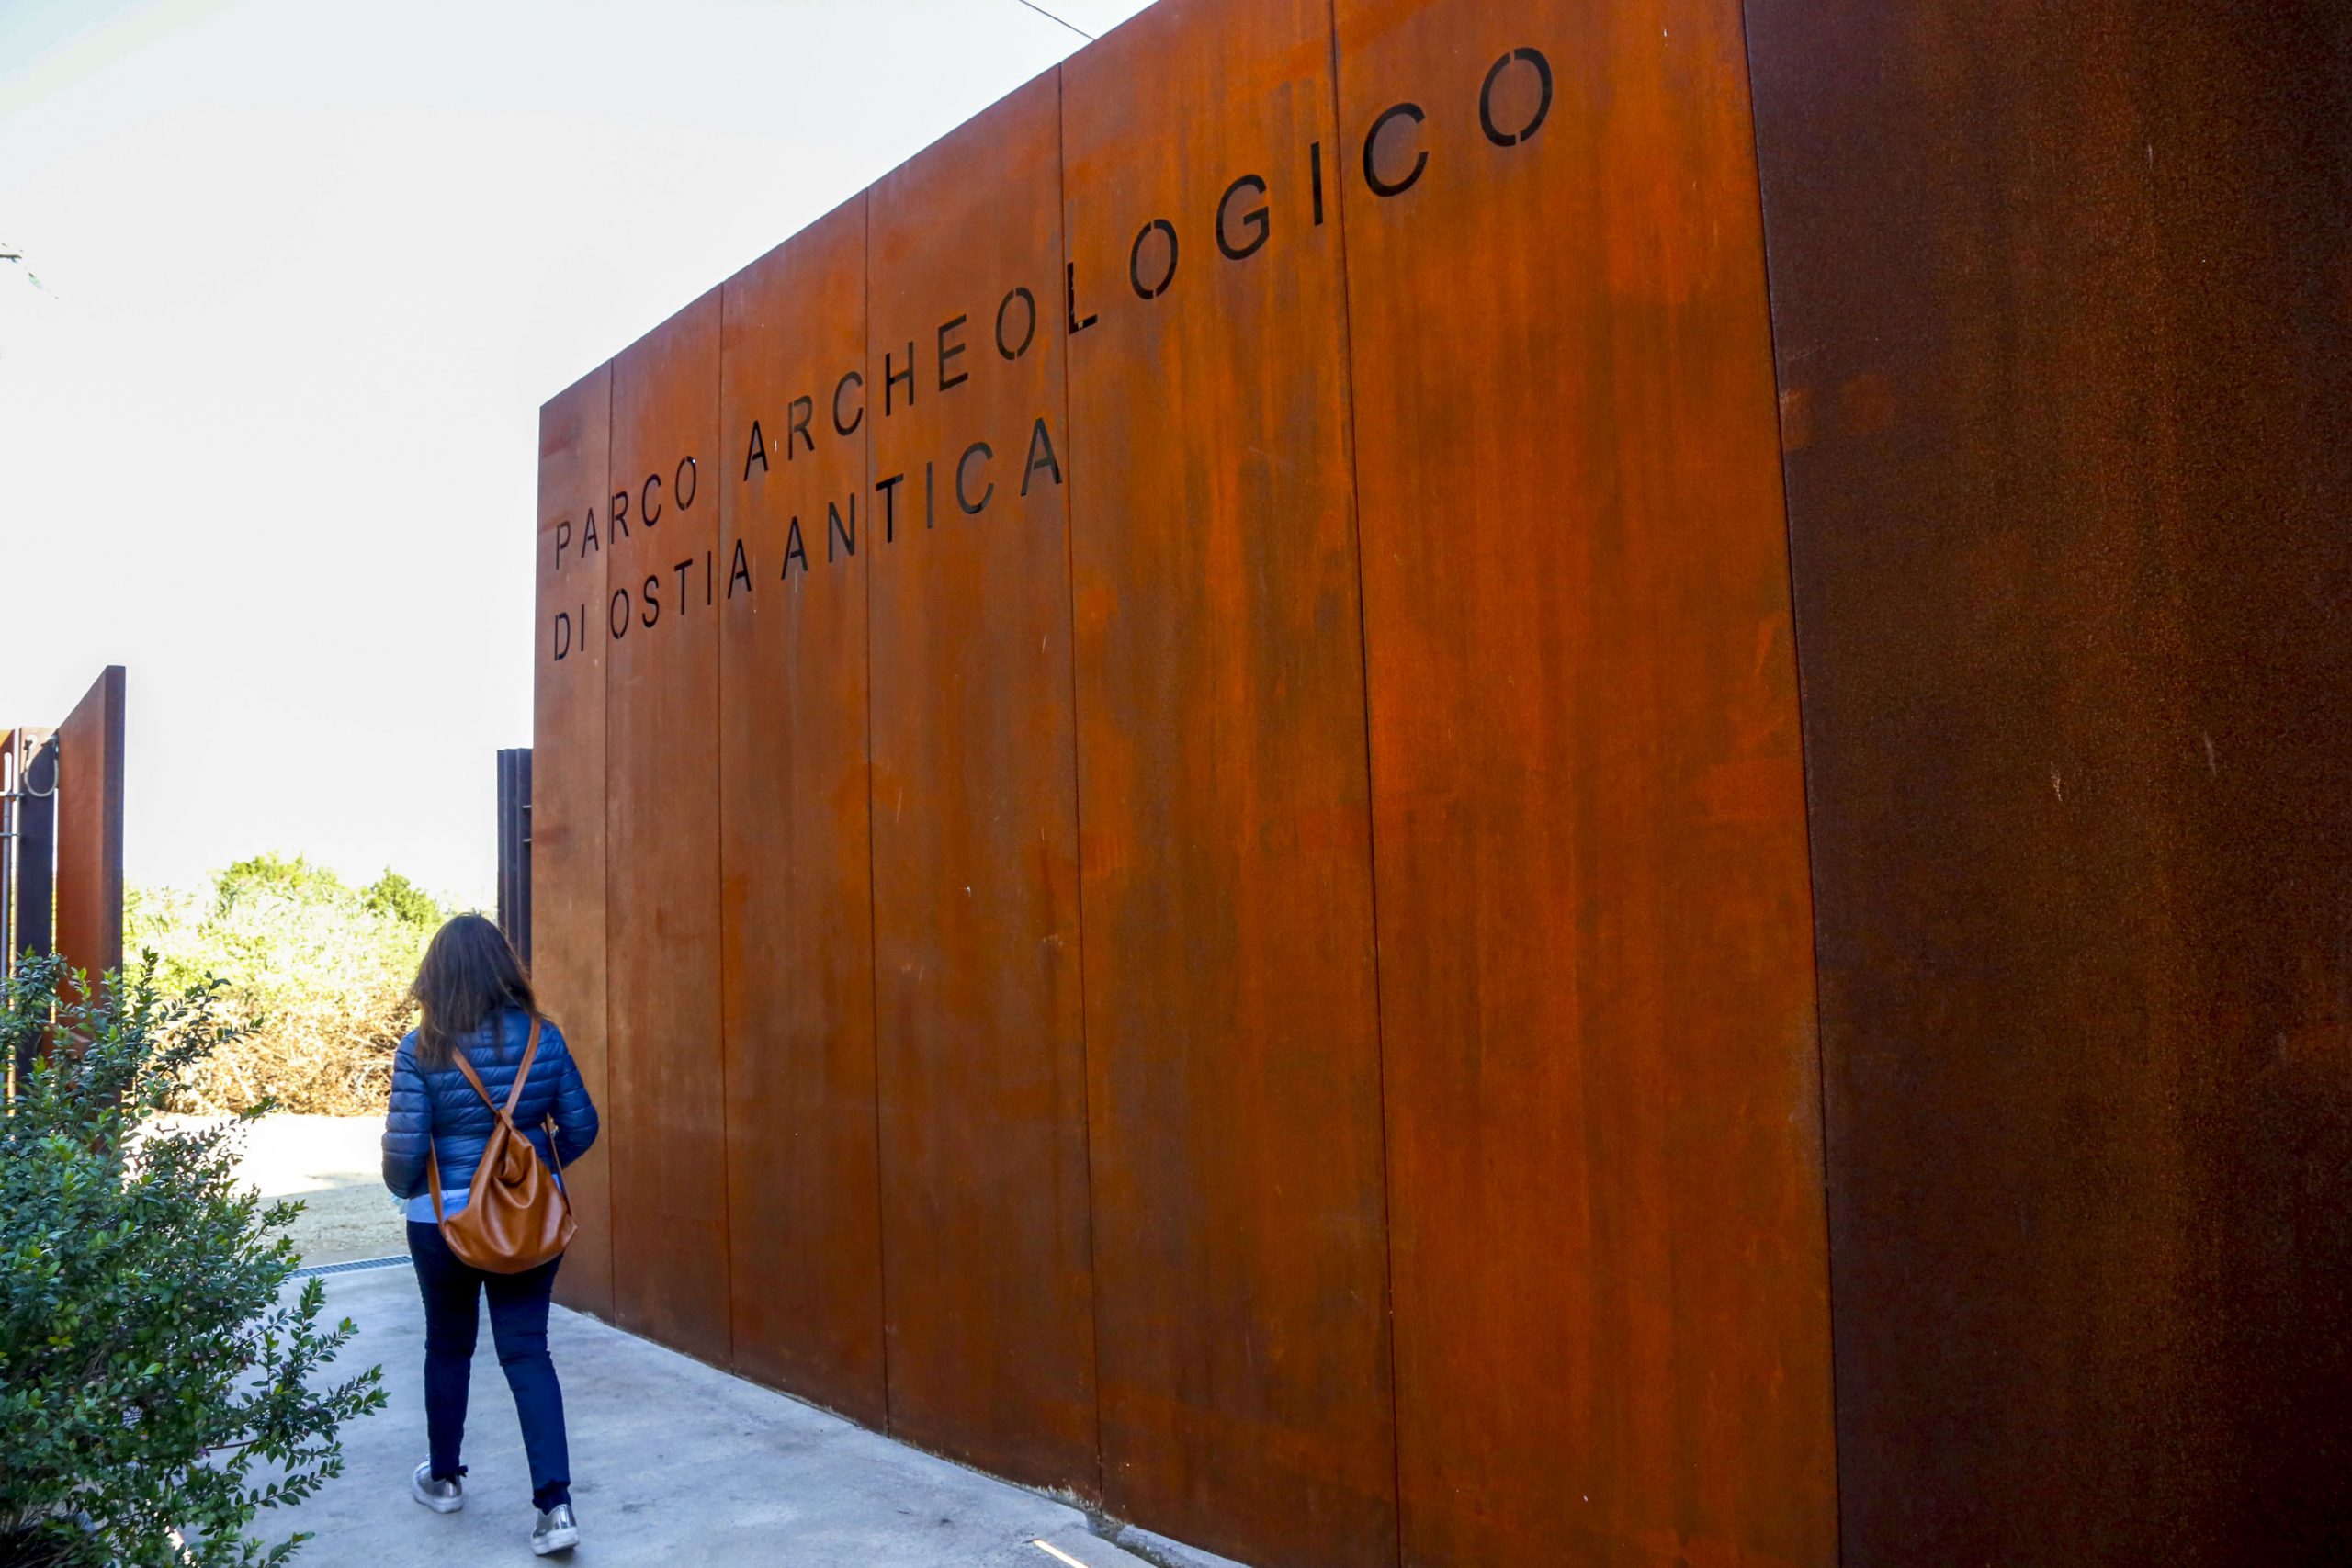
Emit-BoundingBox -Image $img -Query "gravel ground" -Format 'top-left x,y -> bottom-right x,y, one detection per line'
163,1112 -> 407,1266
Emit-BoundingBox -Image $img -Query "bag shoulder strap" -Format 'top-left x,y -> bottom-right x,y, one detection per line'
425,1017 -> 548,1224
447,1017 -> 542,1122
522,1015 -> 569,1179
500,1018 -> 543,1116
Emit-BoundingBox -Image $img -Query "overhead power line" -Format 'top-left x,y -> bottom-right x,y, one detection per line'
1012,0 -> 1094,41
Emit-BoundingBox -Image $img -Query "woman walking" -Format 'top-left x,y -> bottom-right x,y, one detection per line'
381,913 -> 599,1555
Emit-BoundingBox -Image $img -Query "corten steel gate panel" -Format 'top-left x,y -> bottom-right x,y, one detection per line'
1063,3 -> 1396,1563
535,367 -> 614,1320
865,76 -> 1099,1492
495,748 -> 532,963
1332,2 -> 1837,1563
1744,2 -> 2352,1562
53,665 -> 125,990
605,292 -> 732,1366
8,733 -> 56,1093
716,200 -> 890,1425
12,737 -> 55,964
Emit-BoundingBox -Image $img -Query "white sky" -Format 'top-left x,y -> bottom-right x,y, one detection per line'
0,0 -> 1150,905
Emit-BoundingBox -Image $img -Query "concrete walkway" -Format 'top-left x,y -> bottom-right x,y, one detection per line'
278,1265 -> 1242,1568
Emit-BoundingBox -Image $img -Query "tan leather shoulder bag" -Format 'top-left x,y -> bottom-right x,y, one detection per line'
427,1018 -> 576,1273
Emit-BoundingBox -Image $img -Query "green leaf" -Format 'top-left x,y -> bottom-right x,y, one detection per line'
0,954 -> 386,1565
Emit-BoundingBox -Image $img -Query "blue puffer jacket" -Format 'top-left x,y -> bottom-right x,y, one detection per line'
381,1007 -> 599,1211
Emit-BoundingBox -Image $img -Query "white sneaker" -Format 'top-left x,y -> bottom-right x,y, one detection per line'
409,1461 -> 464,1513
531,1503 -> 581,1555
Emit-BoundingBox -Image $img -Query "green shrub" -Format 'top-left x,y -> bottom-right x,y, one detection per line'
0,953 -> 386,1567
126,855 -> 450,1115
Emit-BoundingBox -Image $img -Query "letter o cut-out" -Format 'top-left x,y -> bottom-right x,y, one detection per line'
1480,47 -> 1555,147
997,286 -> 1038,361
1130,219 -> 1180,299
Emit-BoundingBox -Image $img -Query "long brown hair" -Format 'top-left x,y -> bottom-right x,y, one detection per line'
411,912 -> 538,1070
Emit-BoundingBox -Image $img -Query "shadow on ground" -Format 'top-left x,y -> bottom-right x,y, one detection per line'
277,1268 -> 1246,1568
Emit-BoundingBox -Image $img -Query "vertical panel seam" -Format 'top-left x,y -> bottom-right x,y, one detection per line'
1054,59 -> 1110,1511
599,375 -> 616,1318
1324,4 -> 1406,1562
709,299 -> 738,1370
1732,4 -> 1844,1561
712,290 -> 741,1363
860,192 -> 899,1435
714,288 -> 742,1358
601,366 -> 622,1323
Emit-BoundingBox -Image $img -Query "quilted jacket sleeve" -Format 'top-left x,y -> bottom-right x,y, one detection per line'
381,1033 -> 433,1199
548,1026 -> 600,1168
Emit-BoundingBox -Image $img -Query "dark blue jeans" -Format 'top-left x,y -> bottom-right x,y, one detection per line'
406,1220 -> 571,1511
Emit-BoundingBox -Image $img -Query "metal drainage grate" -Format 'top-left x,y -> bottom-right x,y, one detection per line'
292,1255 -> 409,1279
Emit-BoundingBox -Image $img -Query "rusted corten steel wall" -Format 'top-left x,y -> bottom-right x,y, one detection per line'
535,372 -> 613,1320
866,77 -> 1101,1492
1063,6 -> 1398,1563
53,665 -> 126,988
528,0 -> 2346,1562
1333,0 -> 1837,1562
1744,2 -> 2352,1563
717,198 -> 891,1426
603,295 -> 733,1366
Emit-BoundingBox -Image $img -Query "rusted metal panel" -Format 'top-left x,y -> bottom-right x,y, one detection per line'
605,292 -> 731,1365
865,73 -> 1099,1495
7,733 -> 55,1093
495,748 -> 532,964
1745,2 -> 2352,1561
535,365 -> 614,1321
53,666 -> 125,993
1331,3 -> 1838,1563
716,198 -> 889,1424
1062,4 -> 1396,1562
12,734 -> 56,966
